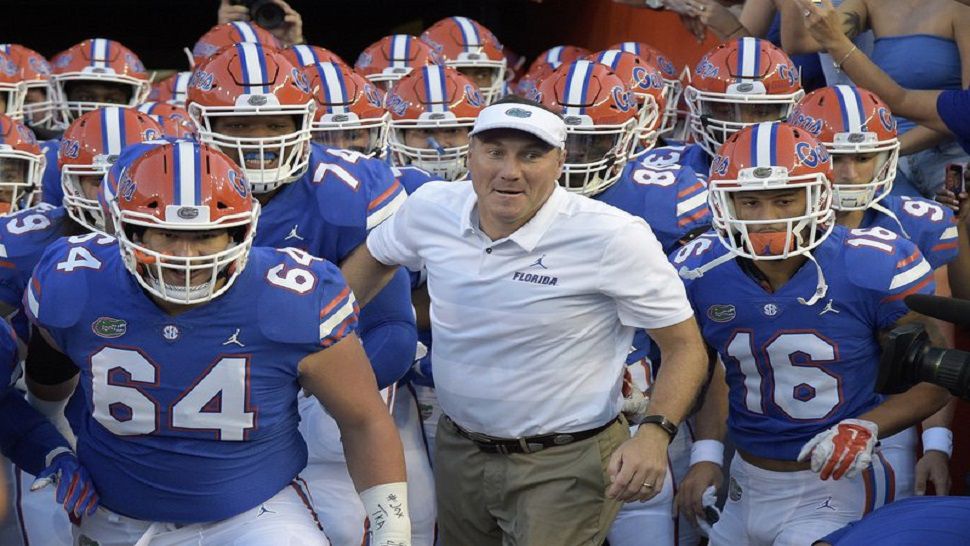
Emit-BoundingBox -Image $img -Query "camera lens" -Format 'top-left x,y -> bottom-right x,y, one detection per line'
251,0 -> 285,30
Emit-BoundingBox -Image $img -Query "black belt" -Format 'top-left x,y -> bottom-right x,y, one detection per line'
444,415 -> 619,454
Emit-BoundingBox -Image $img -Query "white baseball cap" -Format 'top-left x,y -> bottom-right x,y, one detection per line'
469,102 -> 567,149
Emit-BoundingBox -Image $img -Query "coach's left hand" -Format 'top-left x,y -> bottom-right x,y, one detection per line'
606,425 -> 669,502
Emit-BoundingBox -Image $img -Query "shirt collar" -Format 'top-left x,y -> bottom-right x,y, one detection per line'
460,184 -> 566,252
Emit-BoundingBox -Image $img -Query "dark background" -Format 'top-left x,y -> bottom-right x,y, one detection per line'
0,0 -> 589,70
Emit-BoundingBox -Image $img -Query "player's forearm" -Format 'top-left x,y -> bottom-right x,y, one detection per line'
692,360 -> 728,442
922,397 -> 956,430
861,383 -> 950,438
341,413 -> 407,492
0,389 -> 72,475
645,325 -> 709,425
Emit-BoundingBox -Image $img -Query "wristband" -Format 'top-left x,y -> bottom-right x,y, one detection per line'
360,482 -> 411,546
44,446 -> 72,468
922,427 -> 953,458
690,439 -> 725,467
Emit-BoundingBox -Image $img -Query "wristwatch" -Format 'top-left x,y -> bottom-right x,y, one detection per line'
640,415 -> 678,440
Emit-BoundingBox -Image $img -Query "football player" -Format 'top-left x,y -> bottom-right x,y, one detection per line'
186,43 -> 424,545
671,122 -> 949,544
5,107 -> 163,546
25,139 -> 410,545
788,85 -> 960,499
420,17 -> 508,104
385,64 -> 485,182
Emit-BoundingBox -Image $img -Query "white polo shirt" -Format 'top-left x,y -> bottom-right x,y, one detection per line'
367,180 -> 693,437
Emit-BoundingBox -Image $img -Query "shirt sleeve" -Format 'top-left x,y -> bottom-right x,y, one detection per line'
365,189 -> 425,271
937,90 -> 970,154
597,218 -> 695,329
875,244 -> 936,330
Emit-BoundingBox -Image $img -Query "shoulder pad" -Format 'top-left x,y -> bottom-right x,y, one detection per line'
255,247 -> 355,347
839,226 -> 926,293
27,234 -> 117,329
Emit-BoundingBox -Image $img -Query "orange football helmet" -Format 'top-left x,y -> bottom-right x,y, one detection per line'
686,38 -> 804,157
188,21 -> 281,68
1,44 -> 53,130
0,114 -> 45,214
136,101 -> 199,139
420,17 -> 507,104
283,44 -> 350,70
611,41 -> 683,136
535,60 -> 638,196
302,62 -> 388,158
516,45 -> 591,98
49,39 -> 151,126
0,50 -> 25,122
788,85 -> 899,211
59,106 -> 164,232
708,122 -> 833,261
385,65 -> 484,180
355,35 -> 442,89
104,139 -> 258,305
186,42 -> 316,193
589,50 -> 667,157
149,71 -> 193,107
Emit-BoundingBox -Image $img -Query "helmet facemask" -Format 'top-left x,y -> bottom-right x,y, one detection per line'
311,111 -> 389,159
560,116 -> 636,196
827,134 -> 899,211
687,83 -> 804,157
389,116 -> 474,180
190,102 -> 315,194
0,153 -> 43,214
709,167 -> 833,261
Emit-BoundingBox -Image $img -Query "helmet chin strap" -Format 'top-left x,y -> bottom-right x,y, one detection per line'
796,251 -> 828,306
869,201 -> 910,238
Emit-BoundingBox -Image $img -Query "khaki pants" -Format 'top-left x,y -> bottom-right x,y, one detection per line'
434,416 -> 629,546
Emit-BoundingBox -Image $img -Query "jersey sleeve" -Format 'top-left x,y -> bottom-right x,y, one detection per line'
23,238 -> 89,349
846,231 -> 936,330
317,266 -> 360,348
897,197 -> 958,269
361,158 -> 407,232
39,141 -> 63,206
598,218 -> 694,329
937,90 -> 970,154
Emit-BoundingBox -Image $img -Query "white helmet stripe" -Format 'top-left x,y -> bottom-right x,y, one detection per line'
238,43 -> 267,94
321,62 -> 347,114
546,46 -> 564,69
619,42 -> 637,54
176,140 -> 198,207
564,60 -> 592,116
835,85 -> 865,133
754,122 -> 774,167
598,50 -> 621,69
453,17 -> 480,51
92,39 -> 109,69
103,107 -> 124,155
739,37 -> 759,79
232,22 -> 259,43
174,72 -> 191,95
293,45 -> 315,66
425,66 -> 446,113
391,35 -> 409,68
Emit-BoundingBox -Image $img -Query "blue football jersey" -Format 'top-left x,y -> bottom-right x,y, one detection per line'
601,149 -> 712,254
674,142 -> 712,180
26,236 -> 359,523
0,203 -> 69,341
861,195 -> 958,269
254,143 -> 415,388
393,165 -> 440,196
671,226 -> 934,460
39,139 -> 62,206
